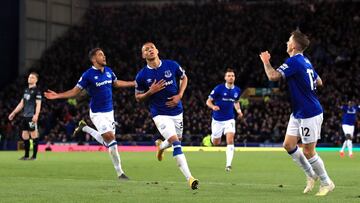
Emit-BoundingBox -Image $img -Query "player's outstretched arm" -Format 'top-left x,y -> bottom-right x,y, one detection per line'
8,99 -> 24,121
135,79 -> 166,102
44,86 -> 81,100
206,98 -> 220,111
166,75 -> 188,107
113,80 -> 135,88
259,51 -> 282,81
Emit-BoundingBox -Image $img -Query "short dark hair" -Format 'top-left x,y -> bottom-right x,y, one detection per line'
88,47 -> 102,61
291,30 -> 310,52
29,72 -> 39,80
225,68 -> 235,75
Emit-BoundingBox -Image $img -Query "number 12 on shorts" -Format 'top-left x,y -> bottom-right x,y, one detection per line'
301,127 -> 310,137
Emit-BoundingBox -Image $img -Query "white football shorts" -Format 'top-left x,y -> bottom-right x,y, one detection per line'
152,113 -> 183,140
89,110 -> 115,135
211,118 -> 236,139
342,124 -> 354,137
286,113 -> 323,144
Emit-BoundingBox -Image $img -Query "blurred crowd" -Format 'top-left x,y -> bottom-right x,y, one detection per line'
1,1 -> 359,146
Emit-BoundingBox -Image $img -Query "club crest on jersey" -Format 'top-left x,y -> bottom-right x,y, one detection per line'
224,93 -> 227,96
146,78 -> 152,83
106,72 -> 111,78
94,76 -> 98,80
164,70 -> 172,78
24,94 -> 30,100
234,93 -> 238,98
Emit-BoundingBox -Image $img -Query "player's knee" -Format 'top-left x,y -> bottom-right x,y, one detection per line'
102,132 -> 115,143
211,138 -> 221,146
303,149 -> 315,159
282,142 -> 295,151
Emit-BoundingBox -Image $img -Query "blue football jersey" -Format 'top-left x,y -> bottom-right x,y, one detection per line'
209,84 -> 241,121
276,54 -> 323,119
76,66 -> 117,113
341,105 -> 360,125
135,60 -> 185,117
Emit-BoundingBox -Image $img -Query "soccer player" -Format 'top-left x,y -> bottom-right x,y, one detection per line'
339,100 -> 359,158
206,68 -> 243,172
135,42 -> 199,190
44,48 -> 134,180
8,72 -> 42,160
259,30 -> 335,196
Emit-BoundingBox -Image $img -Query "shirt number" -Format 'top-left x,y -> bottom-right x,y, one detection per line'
306,69 -> 315,90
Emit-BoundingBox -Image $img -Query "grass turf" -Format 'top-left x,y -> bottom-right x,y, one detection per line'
0,151 -> 359,203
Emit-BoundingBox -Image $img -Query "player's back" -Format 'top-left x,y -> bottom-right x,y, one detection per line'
279,54 -> 323,118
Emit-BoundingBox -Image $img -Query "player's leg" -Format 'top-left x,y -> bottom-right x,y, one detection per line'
102,131 -> 128,180
300,114 -> 334,196
283,115 -> 317,181
210,119 -> 224,146
154,115 -> 198,189
29,126 -> 39,160
75,117 -> 105,145
347,125 -> 354,157
93,111 -> 128,180
346,136 -> 353,158
224,119 -> 236,171
340,125 -> 348,157
20,130 -> 30,160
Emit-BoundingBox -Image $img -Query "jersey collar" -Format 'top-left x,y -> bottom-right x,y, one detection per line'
147,60 -> 162,69
225,83 -> 235,89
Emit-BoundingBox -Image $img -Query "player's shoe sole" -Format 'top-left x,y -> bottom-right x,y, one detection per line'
73,120 -> 87,137
155,139 -> 164,161
315,180 -> 335,196
188,176 -> 199,190
303,176 -> 318,194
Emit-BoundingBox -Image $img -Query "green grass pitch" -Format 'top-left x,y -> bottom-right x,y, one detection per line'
0,151 -> 359,203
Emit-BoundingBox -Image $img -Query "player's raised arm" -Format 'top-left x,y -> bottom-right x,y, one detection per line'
113,80 -> 135,88
259,51 -> 282,81
8,99 -> 24,121
44,86 -> 82,100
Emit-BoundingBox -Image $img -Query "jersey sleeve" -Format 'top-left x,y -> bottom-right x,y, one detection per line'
36,89 -> 42,100
111,69 -> 117,82
76,72 -> 89,90
135,72 -> 146,94
276,58 -> 298,79
173,61 -> 186,79
235,88 -> 241,101
208,86 -> 219,100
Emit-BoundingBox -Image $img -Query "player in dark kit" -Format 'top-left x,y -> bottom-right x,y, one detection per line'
9,72 -> 42,160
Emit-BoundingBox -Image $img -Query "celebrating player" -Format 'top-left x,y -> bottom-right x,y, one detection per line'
44,48 -> 134,180
206,68 -> 243,172
135,42 -> 199,190
339,100 -> 359,158
259,30 -> 334,196
9,72 -> 42,160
